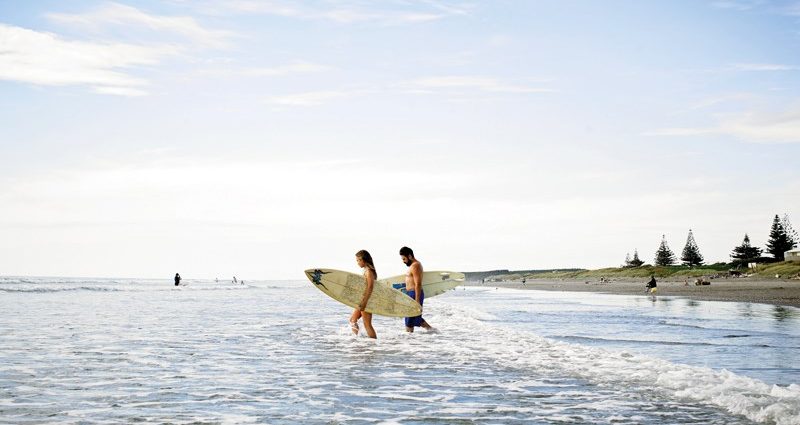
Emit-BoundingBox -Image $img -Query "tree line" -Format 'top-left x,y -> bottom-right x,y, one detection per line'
623,214 -> 798,268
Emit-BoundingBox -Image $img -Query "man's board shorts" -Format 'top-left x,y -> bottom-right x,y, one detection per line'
404,289 -> 425,327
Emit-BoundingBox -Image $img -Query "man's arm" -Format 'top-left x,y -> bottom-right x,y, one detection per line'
413,264 -> 423,305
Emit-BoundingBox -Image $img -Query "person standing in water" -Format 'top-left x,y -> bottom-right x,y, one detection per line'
349,250 -> 377,339
174,273 -> 181,286
646,275 -> 657,293
400,246 -> 431,332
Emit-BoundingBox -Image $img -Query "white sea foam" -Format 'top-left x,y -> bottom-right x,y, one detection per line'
431,301 -> 800,425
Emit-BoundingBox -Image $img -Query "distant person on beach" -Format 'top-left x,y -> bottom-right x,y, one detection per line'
646,275 -> 657,293
400,246 -> 432,333
233,276 -> 237,284
174,273 -> 181,286
349,250 -> 377,339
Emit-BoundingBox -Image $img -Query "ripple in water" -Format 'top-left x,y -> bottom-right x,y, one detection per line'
0,279 -> 798,424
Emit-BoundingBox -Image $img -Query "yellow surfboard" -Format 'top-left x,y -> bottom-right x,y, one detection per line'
379,271 -> 465,298
304,269 -> 422,318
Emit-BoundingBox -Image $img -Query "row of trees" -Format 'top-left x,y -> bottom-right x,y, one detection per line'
623,214 -> 798,267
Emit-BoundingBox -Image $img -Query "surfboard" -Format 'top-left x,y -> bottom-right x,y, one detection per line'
378,271 -> 465,298
304,269 -> 422,318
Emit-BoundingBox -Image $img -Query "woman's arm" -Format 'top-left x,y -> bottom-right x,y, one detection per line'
359,271 -> 375,311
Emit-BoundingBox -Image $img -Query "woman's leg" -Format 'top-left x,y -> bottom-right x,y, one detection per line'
362,312 -> 377,339
349,309 -> 361,335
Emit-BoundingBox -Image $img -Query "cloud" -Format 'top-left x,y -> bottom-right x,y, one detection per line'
688,93 -> 752,110
732,63 -> 799,71
778,1 -> 800,16
264,75 -> 552,107
711,0 -> 766,11
644,107 -> 800,144
201,0 -> 469,25
47,2 -> 234,48
239,61 -> 331,76
0,23 -> 175,96
712,0 -> 800,17
1,4 -> 235,96
92,86 -> 149,97
266,90 -> 353,106
196,61 -> 332,78
402,76 -> 554,94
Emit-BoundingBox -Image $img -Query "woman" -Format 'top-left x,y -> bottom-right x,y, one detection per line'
350,250 -> 377,339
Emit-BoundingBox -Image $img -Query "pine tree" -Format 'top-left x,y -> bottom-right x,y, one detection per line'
766,214 -> 793,261
624,253 -> 631,267
654,235 -> 676,266
782,214 -> 798,250
681,229 -> 704,266
630,249 -> 644,267
731,233 -> 762,263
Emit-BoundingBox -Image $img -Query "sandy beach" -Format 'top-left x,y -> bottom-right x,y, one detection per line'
466,277 -> 800,308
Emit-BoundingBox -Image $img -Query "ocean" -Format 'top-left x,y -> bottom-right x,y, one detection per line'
1,277 -> 799,424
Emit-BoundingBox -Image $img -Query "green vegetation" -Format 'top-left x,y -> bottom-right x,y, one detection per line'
481,262 -> 800,281
767,214 -> 796,261
475,214 -> 800,282
523,264 -> 730,280
654,235 -> 677,266
680,229 -> 704,266
623,249 -> 644,267
731,233 -> 762,264
749,262 -> 800,279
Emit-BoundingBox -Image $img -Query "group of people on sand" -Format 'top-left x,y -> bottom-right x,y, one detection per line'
349,246 -> 431,339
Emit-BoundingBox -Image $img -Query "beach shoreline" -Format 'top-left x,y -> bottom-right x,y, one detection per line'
464,277 -> 800,308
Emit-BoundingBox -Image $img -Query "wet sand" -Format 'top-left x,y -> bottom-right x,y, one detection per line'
465,278 -> 800,308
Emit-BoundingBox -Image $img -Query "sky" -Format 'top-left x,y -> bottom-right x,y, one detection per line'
1,0 -> 799,279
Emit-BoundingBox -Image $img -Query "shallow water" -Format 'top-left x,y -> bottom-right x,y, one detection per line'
1,277 -> 799,424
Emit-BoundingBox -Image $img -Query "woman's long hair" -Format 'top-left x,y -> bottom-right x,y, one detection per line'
356,250 -> 377,278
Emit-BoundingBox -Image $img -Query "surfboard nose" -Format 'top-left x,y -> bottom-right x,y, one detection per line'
303,269 -> 319,282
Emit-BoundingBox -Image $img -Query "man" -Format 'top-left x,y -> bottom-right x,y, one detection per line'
646,275 -> 657,293
174,273 -> 181,286
400,246 -> 432,332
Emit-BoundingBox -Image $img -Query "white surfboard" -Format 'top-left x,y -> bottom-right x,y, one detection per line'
304,269 -> 422,318
378,271 -> 464,298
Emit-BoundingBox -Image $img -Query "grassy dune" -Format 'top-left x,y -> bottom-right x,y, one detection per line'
486,262 -> 800,281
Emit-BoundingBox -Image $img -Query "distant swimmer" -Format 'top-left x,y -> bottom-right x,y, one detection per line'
174,273 -> 181,286
349,250 -> 377,339
233,276 -> 238,284
400,246 -> 432,333
646,275 -> 657,293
